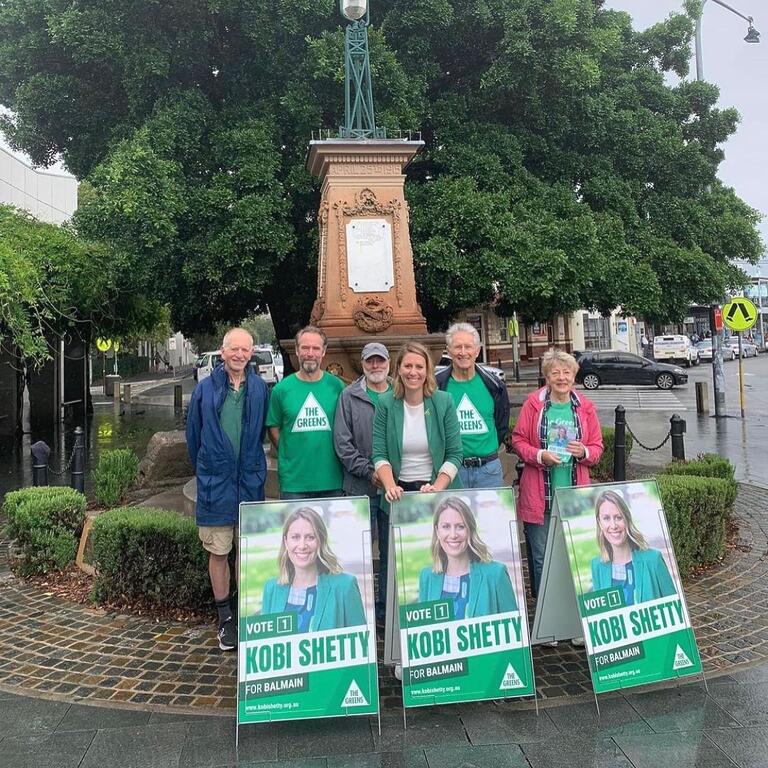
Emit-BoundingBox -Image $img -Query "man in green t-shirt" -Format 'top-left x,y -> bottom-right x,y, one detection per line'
267,326 -> 344,499
436,322 -> 510,488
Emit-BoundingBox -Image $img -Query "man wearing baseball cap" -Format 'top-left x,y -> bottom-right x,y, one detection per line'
333,342 -> 391,623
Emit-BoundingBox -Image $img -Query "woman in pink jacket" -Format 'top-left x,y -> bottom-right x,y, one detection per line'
511,348 -> 603,598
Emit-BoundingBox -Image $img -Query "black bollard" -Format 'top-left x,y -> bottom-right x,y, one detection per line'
514,460 -> 525,487
70,426 -> 85,493
537,358 -> 545,388
174,383 -> 183,411
30,441 -> 50,486
670,414 -> 686,461
613,405 -> 626,482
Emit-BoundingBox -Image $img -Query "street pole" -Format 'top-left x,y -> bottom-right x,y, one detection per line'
695,0 -> 760,417
737,332 -> 746,418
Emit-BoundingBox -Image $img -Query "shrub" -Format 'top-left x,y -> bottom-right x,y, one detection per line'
591,427 -> 633,483
657,474 -> 734,575
3,487 -> 86,576
91,507 -> 211,609
662,454 -> 737,515
92,449 -> 140,507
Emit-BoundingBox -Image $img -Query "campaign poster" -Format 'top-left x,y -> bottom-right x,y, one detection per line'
393,489 -> 534,707
555,480 -> 702,694
237,497 -> 379,723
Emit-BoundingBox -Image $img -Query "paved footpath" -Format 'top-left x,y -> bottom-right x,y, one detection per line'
1,484 -> 767,767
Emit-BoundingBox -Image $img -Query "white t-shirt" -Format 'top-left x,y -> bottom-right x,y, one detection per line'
398,402 -> 432,482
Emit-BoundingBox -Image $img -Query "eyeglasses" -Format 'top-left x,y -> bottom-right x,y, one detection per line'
224,346 -> 253,354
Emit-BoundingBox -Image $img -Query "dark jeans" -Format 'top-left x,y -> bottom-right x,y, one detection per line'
279,489 -> 343,501
369,495 -> 389,622
523,510 -> 552,599
398,479 -> 428,492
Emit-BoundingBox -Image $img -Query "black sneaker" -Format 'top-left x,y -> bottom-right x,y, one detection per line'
217,618 -> 237,651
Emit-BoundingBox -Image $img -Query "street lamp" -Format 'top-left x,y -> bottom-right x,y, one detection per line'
340,0 -> 385,139
695,0 -> 760,80
341,0 -> 367,21
694,0 -> 760,417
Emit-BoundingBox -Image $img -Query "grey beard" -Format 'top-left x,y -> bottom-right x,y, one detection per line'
365,370 -> 388,385
300,359 -> 319,373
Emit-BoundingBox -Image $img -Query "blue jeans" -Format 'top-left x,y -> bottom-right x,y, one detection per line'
369,495 -> 389,622
523,510 -> 552,598
279,489 -> 343,501
458,457 -> 504,489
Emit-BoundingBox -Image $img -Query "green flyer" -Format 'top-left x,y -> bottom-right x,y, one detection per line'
556,480 -> 702,694
393,489 -> 534,707
237,497 -> 379,723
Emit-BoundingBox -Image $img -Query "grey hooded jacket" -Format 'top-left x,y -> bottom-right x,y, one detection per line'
333,376 -> 382,498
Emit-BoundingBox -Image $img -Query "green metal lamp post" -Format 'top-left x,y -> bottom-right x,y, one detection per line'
340,0 -> 386,139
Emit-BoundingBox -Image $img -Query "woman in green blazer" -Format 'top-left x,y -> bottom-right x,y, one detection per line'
590,490 -> 676,605
260,506 -> 366,632
372,341 -> 463,509
418,496 -> 517,618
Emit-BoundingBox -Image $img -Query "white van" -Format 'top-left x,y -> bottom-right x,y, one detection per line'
194,347 -> 279,386
653,335 -> 700,367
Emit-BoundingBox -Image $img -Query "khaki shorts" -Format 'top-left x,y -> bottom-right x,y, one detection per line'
198,525 -> 238,556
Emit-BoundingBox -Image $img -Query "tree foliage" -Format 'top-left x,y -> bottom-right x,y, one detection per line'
0,0 -> 761,334
0,204 -> 168,361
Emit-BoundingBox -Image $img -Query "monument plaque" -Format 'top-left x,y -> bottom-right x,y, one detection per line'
347,218 -> 393,293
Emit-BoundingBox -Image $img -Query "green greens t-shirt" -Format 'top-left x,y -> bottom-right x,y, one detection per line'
266,372 -> 345,493
219,381 -> 246,461
366,383 -> 391,406
546,401 -> 576,491
446,374 -> 498,457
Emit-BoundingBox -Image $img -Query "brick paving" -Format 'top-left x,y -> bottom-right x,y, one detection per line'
0,484 -> 766,715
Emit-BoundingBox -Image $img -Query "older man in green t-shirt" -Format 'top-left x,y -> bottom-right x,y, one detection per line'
267,326 -> 344,499
436,322 -> 509,488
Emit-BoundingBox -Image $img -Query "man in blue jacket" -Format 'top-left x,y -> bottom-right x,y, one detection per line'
186,327 -> 269,651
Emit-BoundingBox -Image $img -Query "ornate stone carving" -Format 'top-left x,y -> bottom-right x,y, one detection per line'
332,163 -> 402,176
334,189 -> 405,308
310,299 -> 325,325
316,201 -> 329,300
326,361 -> 345,378
353,296 -> 394,333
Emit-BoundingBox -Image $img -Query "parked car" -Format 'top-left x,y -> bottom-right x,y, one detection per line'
576,351 -> 688,390
653,335 -> 700,367
194,347 -> 279,386
274,352 -> 284,381
725,337 -> 758,358
436,355 -> 506,383
695,339 -> 736,362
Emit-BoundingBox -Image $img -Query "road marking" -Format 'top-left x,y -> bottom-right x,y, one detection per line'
578,387 -> 688,411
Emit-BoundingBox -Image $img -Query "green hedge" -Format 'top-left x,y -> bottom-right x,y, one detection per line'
656,454 -> 737,574
657,474 -> 734,575
662,453 -> 736,482
90,507 -> 211,609
3,487 -> 86,576
92,449 -> 140,507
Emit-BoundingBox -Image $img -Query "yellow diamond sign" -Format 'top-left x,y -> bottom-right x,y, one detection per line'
96,338 -> 112,352
722,298 -> 758,332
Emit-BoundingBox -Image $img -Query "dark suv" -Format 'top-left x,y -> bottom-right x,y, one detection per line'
575,351 -> 688,390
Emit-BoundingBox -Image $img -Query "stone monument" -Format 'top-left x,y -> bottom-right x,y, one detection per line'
282,0 -> 444,380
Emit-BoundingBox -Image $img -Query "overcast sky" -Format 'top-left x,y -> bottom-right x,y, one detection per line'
2,1 -> 765,250
607,0 -> 767,250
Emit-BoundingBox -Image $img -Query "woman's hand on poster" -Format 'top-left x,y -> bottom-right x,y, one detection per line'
419,482 -> 437,493
566,441 -> 587,460
540,451 -> 562,466
385,484 -> 404,503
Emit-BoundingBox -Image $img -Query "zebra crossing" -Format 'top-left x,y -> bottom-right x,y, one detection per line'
577,386 -> 688,411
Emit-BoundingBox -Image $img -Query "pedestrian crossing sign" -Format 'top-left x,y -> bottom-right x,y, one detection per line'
722,298 -> 757,332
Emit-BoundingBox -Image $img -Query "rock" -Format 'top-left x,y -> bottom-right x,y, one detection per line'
137,430 -> 193,489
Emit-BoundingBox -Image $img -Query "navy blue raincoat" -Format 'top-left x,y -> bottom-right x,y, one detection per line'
186,364 -> 269,526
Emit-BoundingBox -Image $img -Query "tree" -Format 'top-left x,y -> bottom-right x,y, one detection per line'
0,0 -> 761,334
0,204 -> 169,363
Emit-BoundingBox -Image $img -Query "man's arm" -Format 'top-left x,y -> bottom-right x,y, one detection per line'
268,427 -> 280,449
333,393 -> 374,479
